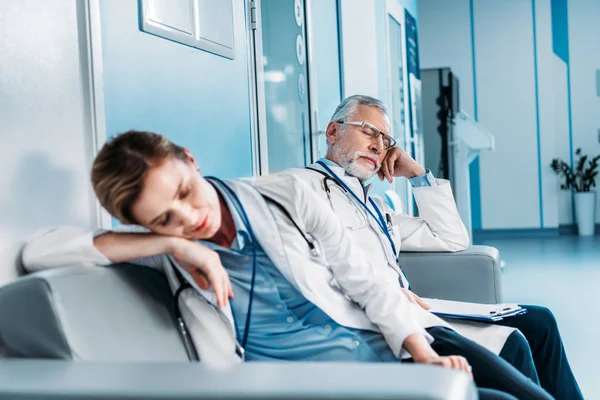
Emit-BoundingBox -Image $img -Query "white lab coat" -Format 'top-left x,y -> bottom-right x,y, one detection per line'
22,171 -> 515,365
290,162 -> 517,355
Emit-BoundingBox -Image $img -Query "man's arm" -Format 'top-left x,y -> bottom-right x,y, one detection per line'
378,147 -> 469,252
258,173 -> 434,358
259,173 -> 471,374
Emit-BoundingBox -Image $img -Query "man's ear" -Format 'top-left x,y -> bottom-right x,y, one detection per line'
325,121 -> 339,145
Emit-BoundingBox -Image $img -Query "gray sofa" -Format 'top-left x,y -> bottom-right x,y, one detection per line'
0,246 -> 501,399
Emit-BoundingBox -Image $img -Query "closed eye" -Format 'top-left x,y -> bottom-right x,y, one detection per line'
160,213 -> 171,226
179,187 -> 190,199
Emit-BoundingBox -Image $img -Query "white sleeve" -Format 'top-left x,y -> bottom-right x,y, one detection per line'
393,179 -> 470,252
22,225 -> 165,272
263,174 -> 433,358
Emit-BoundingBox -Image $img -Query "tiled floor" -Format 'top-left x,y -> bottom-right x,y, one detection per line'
476,235 -> 600,399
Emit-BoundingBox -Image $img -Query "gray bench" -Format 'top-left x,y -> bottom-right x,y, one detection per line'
0,246 -> 501,399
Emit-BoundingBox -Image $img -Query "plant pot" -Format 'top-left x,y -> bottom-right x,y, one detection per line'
574,191 -> 596,236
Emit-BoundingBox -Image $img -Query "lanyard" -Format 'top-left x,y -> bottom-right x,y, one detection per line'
206,177 -> 257,353
315,161 -> 399,259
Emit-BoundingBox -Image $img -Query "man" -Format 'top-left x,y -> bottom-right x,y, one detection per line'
292,94 -> 582,400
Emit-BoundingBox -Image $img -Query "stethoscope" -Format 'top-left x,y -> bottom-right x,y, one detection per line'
173,177 -> 260,362
174,169 -> 402,362
202,177 -> 319,360
308,161 -> 401,270
206,177 -> 258,360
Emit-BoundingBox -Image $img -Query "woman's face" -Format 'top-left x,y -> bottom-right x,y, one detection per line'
130,155 -> 222,240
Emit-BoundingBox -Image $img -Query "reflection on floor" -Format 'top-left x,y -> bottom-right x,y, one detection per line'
476,235 -> 600,399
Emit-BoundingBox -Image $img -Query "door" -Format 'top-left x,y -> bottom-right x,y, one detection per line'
385,0 -> 416,215
305,0 -> 342,161
253,0 -> 312,173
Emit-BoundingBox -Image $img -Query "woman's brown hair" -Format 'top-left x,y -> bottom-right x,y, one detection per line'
91,130 -> 188,224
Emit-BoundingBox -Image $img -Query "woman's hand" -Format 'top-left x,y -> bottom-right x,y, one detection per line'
171,238 -> 234,308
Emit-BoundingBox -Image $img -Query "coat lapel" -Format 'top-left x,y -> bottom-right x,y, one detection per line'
223,179 -> 300,290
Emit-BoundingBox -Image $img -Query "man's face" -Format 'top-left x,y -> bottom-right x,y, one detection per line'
327,105 -> 392,181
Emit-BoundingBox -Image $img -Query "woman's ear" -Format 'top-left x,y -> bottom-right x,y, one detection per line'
183,148 -> 200,171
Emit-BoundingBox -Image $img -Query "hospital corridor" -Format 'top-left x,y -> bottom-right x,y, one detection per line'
0,0 -> 598,399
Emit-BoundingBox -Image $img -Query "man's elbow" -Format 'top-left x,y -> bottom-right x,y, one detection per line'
448,230 -> 470,252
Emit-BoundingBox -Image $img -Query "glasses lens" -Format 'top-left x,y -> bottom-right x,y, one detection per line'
384,136 -> 395,149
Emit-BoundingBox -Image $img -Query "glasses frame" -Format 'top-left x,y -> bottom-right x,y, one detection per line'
336,120 -> 396,150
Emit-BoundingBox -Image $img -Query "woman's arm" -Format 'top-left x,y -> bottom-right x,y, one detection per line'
93,231 -> 178,264
22,226 -> 167,271
22,226 -> 233,307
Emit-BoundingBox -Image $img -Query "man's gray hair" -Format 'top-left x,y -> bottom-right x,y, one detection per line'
329,95 -> 388,123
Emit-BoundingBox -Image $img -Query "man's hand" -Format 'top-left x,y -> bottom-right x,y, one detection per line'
402,333 -> 472,377
171,238 -> 234,308
402,288 -> 431,310
378,146 -> 426,183
417,355 -> 473,377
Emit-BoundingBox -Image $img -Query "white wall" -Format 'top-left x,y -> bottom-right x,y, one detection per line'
553,56 -> 573,225
418,0 -> 582,231
0,0 -> 99,284
535,0 -> 560,229
569,0 -> 600,222
339,0 -> 380,98
475,0 -> 540,229
419,0 -> 474,117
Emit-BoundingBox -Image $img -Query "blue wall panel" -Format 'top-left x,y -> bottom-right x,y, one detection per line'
550,0 -> 569,64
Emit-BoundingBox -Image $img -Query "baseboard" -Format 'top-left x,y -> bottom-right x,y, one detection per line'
558,224 -> 600,235
473,224 -> 600,241
558,224 -> 578,235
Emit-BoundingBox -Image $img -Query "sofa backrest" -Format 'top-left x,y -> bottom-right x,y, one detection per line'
0,264 -> 189,361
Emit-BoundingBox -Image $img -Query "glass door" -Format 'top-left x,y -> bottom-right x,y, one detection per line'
254,0 -> 312,173
386,13 -> 412,214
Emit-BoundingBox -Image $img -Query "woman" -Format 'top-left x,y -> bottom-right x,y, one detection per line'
24,130 -> 551,400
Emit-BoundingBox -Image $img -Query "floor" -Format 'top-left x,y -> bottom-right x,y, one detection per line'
476,235 -> 600,399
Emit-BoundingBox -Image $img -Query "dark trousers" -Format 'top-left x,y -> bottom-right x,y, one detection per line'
497,305 -> 583,400
424,326 -> 553,400
478,388 -> 518,400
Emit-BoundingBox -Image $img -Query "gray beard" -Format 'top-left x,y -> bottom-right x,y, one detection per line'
331,148 -> 377,182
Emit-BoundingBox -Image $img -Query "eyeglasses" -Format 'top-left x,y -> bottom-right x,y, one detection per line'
336,120 -> 396,150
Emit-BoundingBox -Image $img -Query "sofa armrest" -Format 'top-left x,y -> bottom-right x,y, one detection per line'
399,245 -> 502,304
0,360 -> 477,400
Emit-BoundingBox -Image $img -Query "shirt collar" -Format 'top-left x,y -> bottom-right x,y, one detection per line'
315,158 -> 375,198
204,182 -> 251,251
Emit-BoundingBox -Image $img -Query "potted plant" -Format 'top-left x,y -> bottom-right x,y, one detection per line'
551,148 -> 600,236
